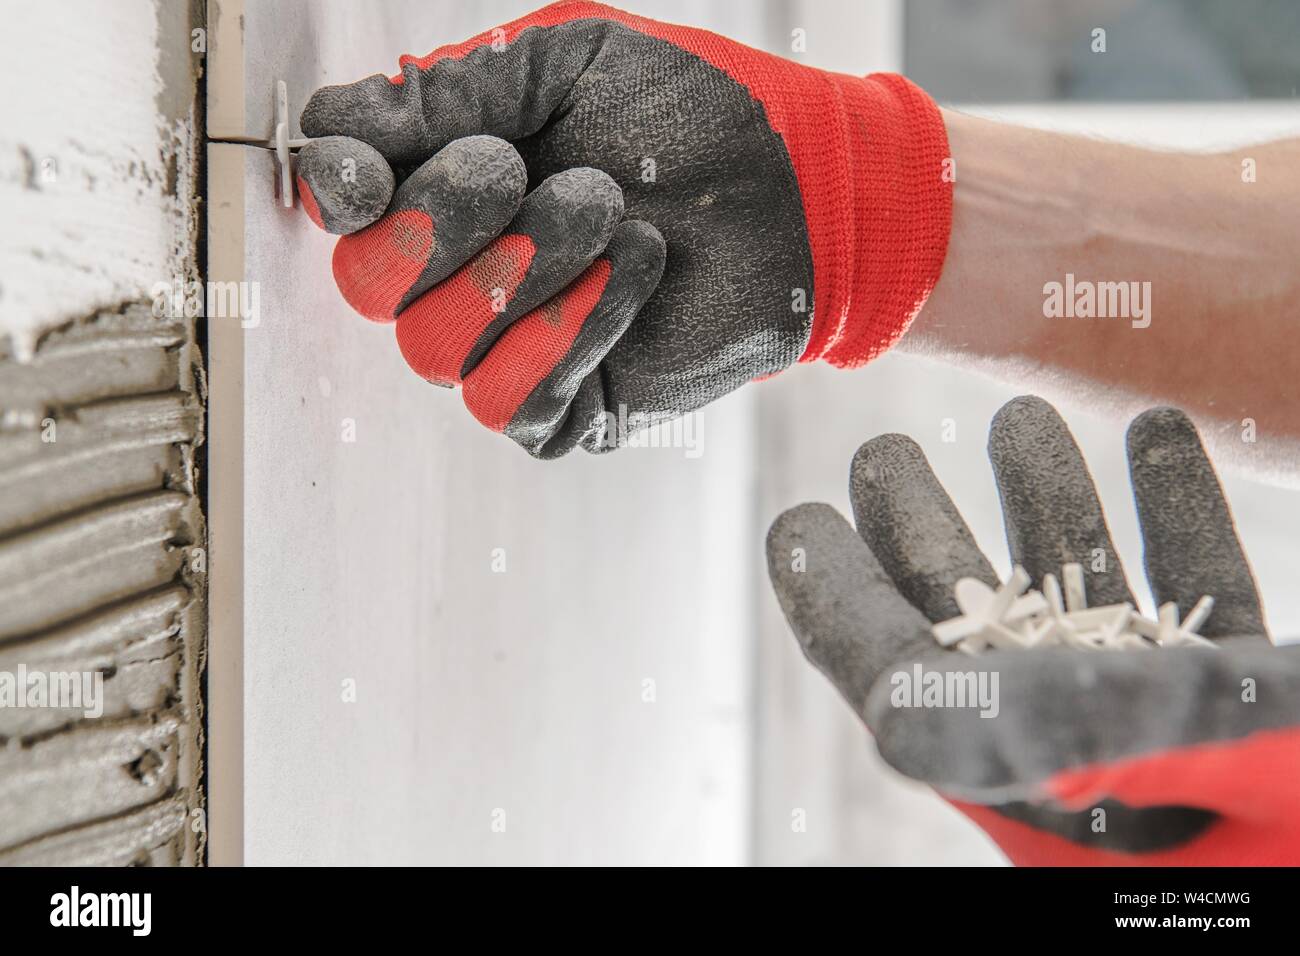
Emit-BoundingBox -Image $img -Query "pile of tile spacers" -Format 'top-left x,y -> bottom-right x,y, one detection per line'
932,563 -> 1217,654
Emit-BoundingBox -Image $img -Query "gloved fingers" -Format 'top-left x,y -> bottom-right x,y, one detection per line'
331,135 -> 526,323
864,638 -> 1300,806
766,503 -> 937,715
295,136 -> 395,235
988,396 -> 1135,607
850,433 -> 999,623
395,167 -> 626,387
300,10 -> 608,167
1126,407 -> 1267,639
462,219 -> 666,459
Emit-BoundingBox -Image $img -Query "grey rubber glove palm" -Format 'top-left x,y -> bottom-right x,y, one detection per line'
767,396 -> 1300,864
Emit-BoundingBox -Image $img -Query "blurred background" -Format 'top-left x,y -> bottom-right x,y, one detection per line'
906,0 -> 1300,101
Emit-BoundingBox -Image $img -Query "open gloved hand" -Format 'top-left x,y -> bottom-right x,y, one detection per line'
294,1 -> 951,457
767,396 -> 1300,865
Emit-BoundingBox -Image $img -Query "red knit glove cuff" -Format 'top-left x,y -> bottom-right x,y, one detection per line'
799,72 -> 953,368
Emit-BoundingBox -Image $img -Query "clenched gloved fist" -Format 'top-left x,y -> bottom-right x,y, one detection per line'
296,1 -> 952,457
767,396 -> 1300,865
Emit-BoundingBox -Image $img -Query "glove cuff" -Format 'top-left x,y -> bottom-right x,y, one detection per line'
799,72 -> 953,368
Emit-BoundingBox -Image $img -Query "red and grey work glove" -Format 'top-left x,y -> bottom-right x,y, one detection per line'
767,396 -> 1300,865
296,1 -> 952,457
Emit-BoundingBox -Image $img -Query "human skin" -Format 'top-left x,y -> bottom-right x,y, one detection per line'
905,110 -> 1300,483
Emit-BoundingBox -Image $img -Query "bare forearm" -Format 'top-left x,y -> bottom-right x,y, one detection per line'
903,109 -> 1300,478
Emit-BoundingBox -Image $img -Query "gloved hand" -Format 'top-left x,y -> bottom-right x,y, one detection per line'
295,1 -> 952,457
767,396 -> 1300,865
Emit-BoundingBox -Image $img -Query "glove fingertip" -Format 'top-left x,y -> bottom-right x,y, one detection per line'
987,395 -> 1078,481
850,432 -> 998,622
767,501 -> 939,714
301,76 -> 389,139
849,433 -> 926,503
766,502 -> 845,568
606,219 -> 666,290
1126,405 -> 1267,638
537,166 -> 626,256
296,136 -> 394,235
299,83 -> 348,139
765,502 -> 855,640
1125,405 -> 1200,458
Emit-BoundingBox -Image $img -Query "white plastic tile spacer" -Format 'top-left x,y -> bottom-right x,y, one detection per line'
1157,602 -> 1181,646
1042,573 -> 1066,618
930,563 -> 1217,656
932,567 -> 1042,650
274,79 -> 312,208
1061,563 -> 1087,613
1181,595 -> 1216,635
1158,597 -> 1217,648
1099,604 -> 1142,649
